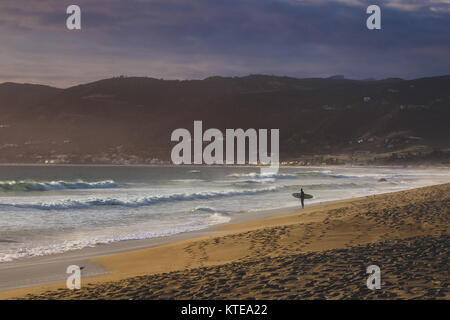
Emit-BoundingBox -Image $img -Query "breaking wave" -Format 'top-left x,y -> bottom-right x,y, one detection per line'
0,180 -> 118,191
228,172 -> 297,179
300,182 -> 362,190
0,186 -> 283,211
192,206 -> 217,213
0,210 -> 231,262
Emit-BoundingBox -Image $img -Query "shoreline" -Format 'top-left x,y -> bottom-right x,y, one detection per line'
0,181 -> 441,271
1,182 -> 449,299
0,204 -> 300,293
0,163 -> 448,169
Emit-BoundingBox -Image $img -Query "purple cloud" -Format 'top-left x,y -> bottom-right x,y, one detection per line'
0,0 -> 449,87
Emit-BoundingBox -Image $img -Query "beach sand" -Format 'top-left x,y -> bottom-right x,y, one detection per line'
1,183 -> 449,299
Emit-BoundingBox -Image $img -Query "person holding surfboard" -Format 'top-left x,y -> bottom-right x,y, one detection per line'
292,190 -> 312,207
300,188 -> 305,209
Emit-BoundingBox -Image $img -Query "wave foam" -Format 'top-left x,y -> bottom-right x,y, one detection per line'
228,172 -> 297,179
0,180 -> 118,191
0,186 -> 282,211
0,211 -> 231,262
192,206 -> 217,213
233,178 -> 276,185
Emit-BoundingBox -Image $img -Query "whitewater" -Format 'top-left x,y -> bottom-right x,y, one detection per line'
0,165 -> 449,262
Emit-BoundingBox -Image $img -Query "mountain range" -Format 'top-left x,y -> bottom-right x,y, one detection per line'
0,75 -> 449,165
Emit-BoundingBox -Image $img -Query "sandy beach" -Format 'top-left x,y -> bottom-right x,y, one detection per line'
2,0 -> 450,304
1,183 -> 449,300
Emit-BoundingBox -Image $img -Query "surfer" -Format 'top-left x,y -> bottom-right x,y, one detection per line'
300,188 -> 305,209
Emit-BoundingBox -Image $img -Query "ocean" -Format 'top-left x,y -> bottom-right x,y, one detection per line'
0,165 -> 449,262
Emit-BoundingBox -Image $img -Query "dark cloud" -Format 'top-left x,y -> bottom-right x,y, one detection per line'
0,0 -> 449,87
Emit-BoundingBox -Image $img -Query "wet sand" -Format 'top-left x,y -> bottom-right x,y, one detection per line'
1,183 -> 449,299
0,206 -> 297,292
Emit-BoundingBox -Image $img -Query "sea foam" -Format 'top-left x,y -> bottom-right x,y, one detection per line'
0,180 -> 118,191
0,186 -> 283,210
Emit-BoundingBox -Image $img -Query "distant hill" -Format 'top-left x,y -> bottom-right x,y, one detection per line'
0,75 -> 449,165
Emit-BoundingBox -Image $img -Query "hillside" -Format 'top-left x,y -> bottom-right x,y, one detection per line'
0,75 -> 449,165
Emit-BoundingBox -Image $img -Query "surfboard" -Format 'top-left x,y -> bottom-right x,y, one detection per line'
292,193 -> 313,199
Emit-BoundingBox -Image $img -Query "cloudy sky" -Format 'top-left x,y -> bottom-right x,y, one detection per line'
1,0 -> 449,87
